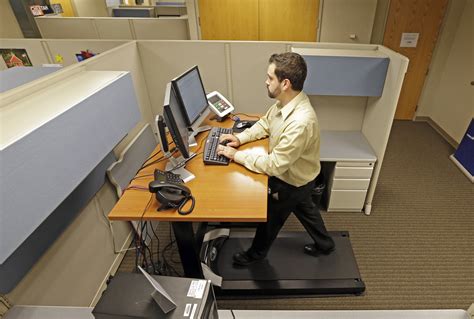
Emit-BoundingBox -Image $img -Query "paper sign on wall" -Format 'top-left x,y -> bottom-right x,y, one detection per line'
400,33 -> 419,48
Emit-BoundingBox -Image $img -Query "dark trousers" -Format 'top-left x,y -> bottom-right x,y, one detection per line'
248,176 -> 335,258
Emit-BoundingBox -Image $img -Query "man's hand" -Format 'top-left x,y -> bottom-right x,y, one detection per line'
217,145 -> 237,160
219,134 -> 241,148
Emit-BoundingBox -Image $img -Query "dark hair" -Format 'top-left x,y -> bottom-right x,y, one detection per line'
269,52 -> 307,91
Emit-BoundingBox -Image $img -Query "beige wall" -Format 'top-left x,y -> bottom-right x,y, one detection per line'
319,0 -> 377,43
370,0 -> 390,44
72,0 -> 108,17
0,0 -> 23,38
6,184 -> 132,306
417,0 -> 474,143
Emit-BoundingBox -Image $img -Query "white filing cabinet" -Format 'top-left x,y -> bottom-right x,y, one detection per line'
320,131 -> 377,213
326,161 -> 374,212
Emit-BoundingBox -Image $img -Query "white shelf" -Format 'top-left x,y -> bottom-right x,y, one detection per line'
320,131 -> 377,162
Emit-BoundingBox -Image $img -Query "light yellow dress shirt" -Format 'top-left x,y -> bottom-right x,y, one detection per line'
234,91 -> 321,187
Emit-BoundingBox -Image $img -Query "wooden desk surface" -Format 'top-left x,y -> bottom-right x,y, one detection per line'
108,116 -> 268,222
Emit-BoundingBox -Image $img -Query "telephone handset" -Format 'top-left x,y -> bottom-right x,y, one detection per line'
207,91 -> 234,119
148,180 -> 195,215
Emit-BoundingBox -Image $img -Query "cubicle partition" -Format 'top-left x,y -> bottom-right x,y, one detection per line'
0,39 -> 50,70
134,40 -> 408,213
0,38 -> 128,70
1,41 -> 151,305
1,39 -> 407,306
35,16 -> 190,40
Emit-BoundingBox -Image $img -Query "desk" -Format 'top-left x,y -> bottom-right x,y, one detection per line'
109,116 -> 366,296
108,116 -> 268,278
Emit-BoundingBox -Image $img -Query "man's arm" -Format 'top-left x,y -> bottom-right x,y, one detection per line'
219,109 -> 271,147
234,121 -> 312,176
234,114 -> 270,145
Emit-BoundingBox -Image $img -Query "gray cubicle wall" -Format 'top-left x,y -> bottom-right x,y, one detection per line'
0,70 -> 141,293
2,39 -> 407,305
0,66 -> 60,92
134,40 -> 407,214
3,41 -> 154,305
35,16 -> 190,40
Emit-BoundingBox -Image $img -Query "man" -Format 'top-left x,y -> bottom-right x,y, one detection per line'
217,52 -> 335,266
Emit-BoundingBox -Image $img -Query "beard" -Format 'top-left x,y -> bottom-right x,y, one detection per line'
267,85 -> 281,99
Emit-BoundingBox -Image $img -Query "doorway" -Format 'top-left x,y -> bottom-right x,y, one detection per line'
383,0 -> 449,120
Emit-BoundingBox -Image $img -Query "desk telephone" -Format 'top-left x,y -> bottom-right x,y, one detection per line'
148,169 -> 195,215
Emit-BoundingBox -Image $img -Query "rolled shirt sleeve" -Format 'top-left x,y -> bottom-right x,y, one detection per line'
232,91 -> 321,187
234,121 -> 312,178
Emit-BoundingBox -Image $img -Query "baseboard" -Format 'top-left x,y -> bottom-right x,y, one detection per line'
450,155 -> 474,183
89,228 -> 135,307
415,116 -> 459,148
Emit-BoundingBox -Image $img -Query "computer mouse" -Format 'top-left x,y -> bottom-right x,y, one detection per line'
236,121 -> 252,129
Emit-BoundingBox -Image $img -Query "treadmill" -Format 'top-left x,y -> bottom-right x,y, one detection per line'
200,229 -> 366,297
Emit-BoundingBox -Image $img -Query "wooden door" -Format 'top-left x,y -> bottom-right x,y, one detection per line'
198,0 -> 319,41
50,0 -> 76,17
259,0 -> 319,41
198,0 -> 259,40
383,0 -> 448,120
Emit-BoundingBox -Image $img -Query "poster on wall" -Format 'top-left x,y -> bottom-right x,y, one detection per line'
29,5 -> 44,16
0,49 -> 33,68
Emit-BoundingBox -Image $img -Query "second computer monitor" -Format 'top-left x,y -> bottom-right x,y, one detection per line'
163,83 -> 190,159
171,66 -> 209,130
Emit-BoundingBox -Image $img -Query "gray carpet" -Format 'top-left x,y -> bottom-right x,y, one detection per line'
118,120 -> 474,310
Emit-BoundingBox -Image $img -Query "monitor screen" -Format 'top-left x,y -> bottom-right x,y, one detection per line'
171,66 -> 208,127
163,83 -> 190,159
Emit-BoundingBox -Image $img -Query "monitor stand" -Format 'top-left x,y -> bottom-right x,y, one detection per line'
165,154 -> 195,183
189,125 -> 212,146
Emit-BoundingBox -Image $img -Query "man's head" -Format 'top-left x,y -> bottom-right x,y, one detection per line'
266,52 -> 307,100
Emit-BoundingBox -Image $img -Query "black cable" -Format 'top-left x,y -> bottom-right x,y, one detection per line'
160,224 -> 182,277
177,195 -> 195,215
130,173 -> 154,182
150,221 -> 161,269
140,132 -> 175,168
135,194 -> 153,273
166,225 -> 183,276
167,151 -> 197,172
139,148 -> 176,171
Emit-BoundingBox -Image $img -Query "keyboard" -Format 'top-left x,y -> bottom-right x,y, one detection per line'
203,127 -> 233,165
153,169 -> 184,184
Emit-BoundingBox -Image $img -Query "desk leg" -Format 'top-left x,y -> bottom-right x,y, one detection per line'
171,222 -> 204,279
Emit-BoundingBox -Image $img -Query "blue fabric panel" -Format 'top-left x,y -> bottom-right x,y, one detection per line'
0,73 -> 141,264
0,152 -> 116,294
0,67 -> 61,93
454,118 -> 474,175
302,56 -> 389,97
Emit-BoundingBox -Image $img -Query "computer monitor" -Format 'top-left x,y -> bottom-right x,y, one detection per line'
171,65 -> 211,145
161,82 -> 195,182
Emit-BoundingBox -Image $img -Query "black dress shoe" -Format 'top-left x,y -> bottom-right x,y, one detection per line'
303,244 -> 335,257
232,251 -> 264,266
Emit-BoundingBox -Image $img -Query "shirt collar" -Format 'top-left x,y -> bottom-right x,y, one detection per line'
276,91 -> 307,121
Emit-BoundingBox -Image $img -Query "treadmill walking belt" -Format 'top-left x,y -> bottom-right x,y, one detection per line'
208,231 -> 365,297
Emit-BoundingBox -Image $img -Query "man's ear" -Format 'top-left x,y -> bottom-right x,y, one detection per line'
282,78 -> 292,91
